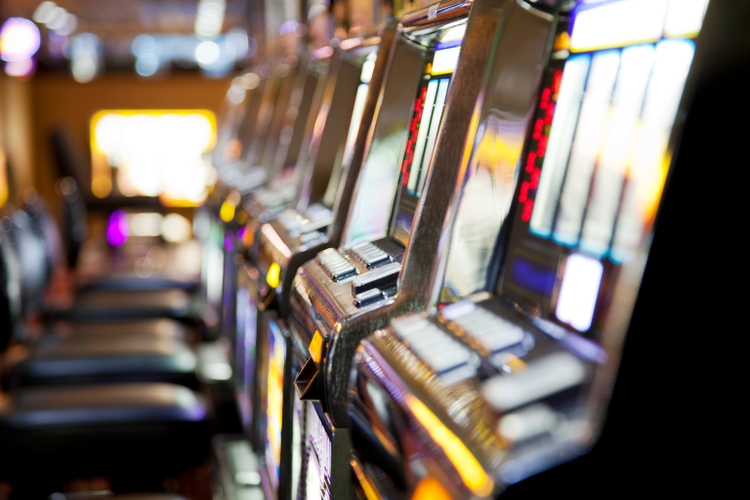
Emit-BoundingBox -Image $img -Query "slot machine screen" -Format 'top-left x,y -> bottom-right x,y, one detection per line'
321,51 -> 378,208
344,40 -> 426,246
499,0 -> 704,336
264,321 -> 286,490
235,267 -> 257,428
390,38 -> 462,247
437,9 -> 558,303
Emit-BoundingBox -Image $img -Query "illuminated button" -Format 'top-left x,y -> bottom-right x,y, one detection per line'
317,248 -> 357,281
351,242 -> 390,269
453,308 -> 527,354
351,262 -> 400,296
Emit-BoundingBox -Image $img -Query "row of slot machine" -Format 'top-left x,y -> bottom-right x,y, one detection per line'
198,0 -> 721,497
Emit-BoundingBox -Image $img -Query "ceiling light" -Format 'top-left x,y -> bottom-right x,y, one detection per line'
32,1 -> 58,24
0,18 -> 41,62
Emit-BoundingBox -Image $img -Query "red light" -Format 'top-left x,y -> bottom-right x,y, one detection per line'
539,88 -> 551,110
536,135 -> 548,158
525,152 -> 537,173
518,181 -> 529,202
400,86 -> 428,186
552,70 -> 563,94
530,167 -> 541,189
532,118 -> 543,141
521,199 -> 534,222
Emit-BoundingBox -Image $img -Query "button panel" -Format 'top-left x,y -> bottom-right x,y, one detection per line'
449,306 -> 528,354
393,316 -> 475,383
351,242 -> 391,269
317,248 -> 357,281
351,262 -> 400,296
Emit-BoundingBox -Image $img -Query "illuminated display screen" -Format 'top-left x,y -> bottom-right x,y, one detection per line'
501,6 -> 700,333
390,46 -> 458,246
234,269 -> 257,427
303,402 -> 332,500
265,321 -> 286,490
322,52 -> 378,208
90,110 -> 216,206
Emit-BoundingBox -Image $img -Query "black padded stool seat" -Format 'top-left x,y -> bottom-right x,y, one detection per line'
0,383 -> 210,479
52,495 -> 189,500
78,274 -> 198,294
11,334 -> 199,388
48,318 -> 188,340
48,289 -> 196,322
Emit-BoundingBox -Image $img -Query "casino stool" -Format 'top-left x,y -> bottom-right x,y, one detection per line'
0,211 -> 201,390
0,383 -> 211,488
22,188 -> 202,324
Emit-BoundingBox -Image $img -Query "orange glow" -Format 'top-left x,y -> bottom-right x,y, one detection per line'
0,147 -> 8,207
90,109 -> 216,206
309,330 -> 324,363
406,395 -> 493,496
412,477 -> 453,500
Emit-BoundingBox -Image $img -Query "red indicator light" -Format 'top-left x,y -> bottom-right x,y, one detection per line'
400,86 -> 428,186
530,167 -> 541,189
519,181 -> 529,202
537,135 -> 548,158
552,70 -> 563,94
522,199 -> 534,222
532,118 -> 544,140
539,88 -> 551,110
526,152 -> 537,173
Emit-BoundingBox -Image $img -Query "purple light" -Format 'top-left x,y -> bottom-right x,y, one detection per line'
106,210 -> 129,246
0,18 -> 41,62
4,58 -> 35,77
237,227 -> 247,240
223,234 -> 233,251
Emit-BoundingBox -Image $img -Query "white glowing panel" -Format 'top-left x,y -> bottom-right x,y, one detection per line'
531,55 -> 590,237
556,254 -> 603,331
580,44 -> 654,257
417,79 -> 450,196
570,0 -> 668,52
407,80 -> 438,193
431,46 -> 461,76
90,110 -> 216,205
554,50 -> 620,246
664,0 -> 709,38
611,40 -> 694,262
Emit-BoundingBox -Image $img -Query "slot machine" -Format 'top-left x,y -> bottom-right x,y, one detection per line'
248,22 -> 397,500
285,0 -> 513,496
349,0 -> 710,496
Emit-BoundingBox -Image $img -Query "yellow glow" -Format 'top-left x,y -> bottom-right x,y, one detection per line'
351,459 -> 380,500
219,200 -> 236,223
89,109 -> 216,206
266,262 -> 281,288
406,395 -> 493,496
412,477 -> 453,500
0,147 -> 7,207
554,32 -> 570,52
309,330 -> 324,363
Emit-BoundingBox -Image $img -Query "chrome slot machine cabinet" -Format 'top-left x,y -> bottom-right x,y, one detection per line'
249,25 -> 396,500
287,0 -> 514,496
350,0 -> 711,497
